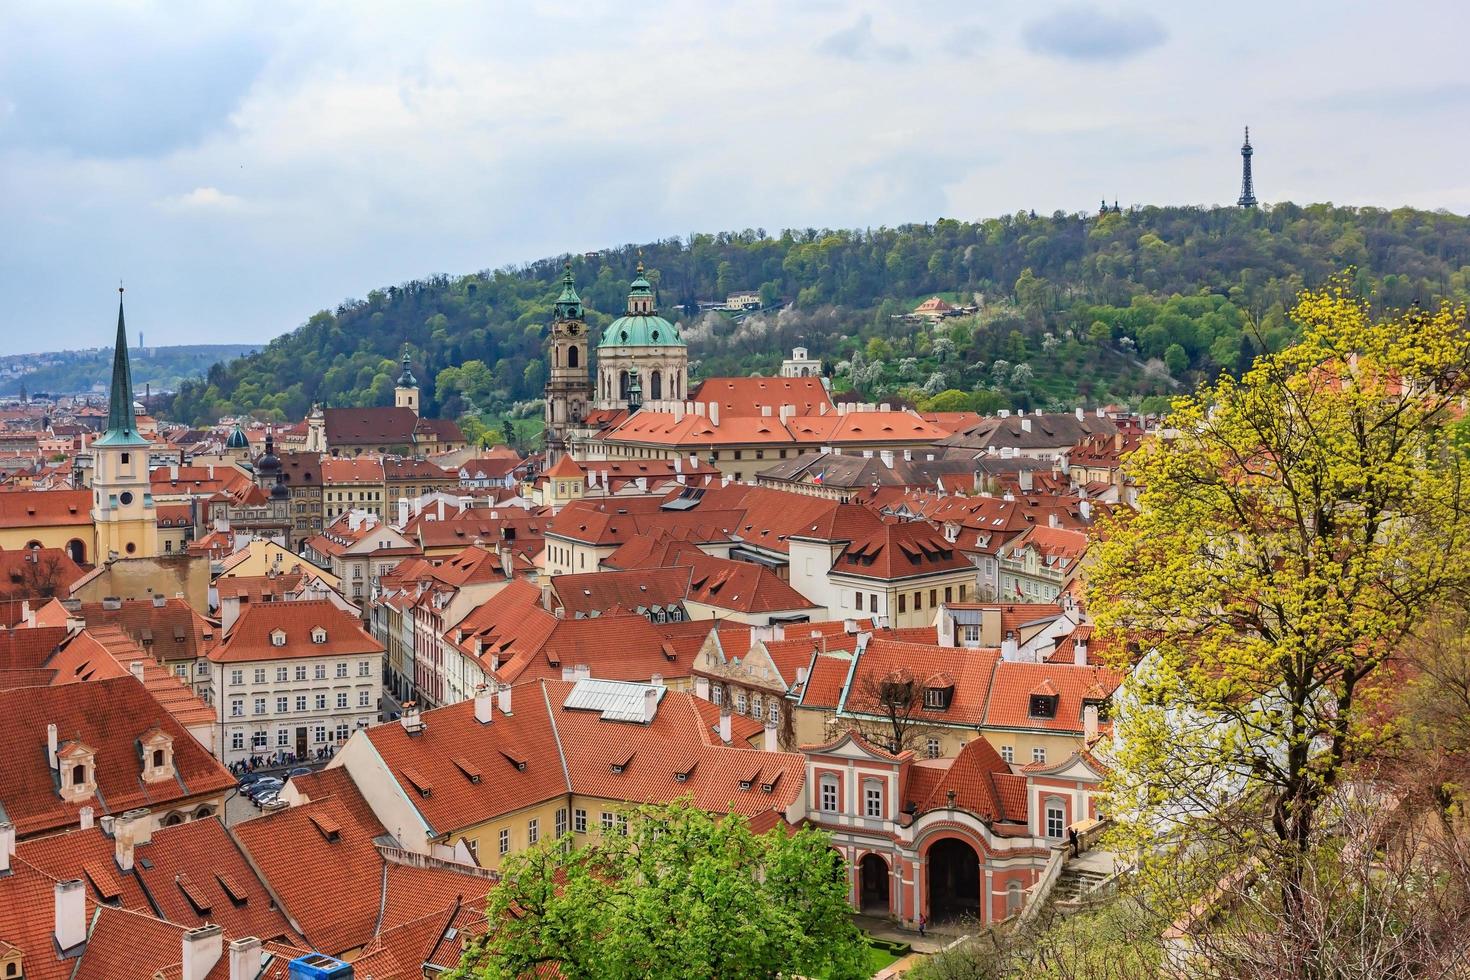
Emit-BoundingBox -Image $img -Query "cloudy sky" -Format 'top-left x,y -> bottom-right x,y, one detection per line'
3,1 -> 1469,354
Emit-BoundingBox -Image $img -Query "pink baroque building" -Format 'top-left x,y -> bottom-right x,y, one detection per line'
797,730 -> 1106,926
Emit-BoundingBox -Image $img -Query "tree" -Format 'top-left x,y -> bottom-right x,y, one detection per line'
1088,283 -> 1470,967
449,800 -> 869,980
1163,342 -> 1189,376
848,667 -> 942,755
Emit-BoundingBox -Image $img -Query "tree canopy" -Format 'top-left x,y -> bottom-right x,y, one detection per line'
449,800 -> 869,980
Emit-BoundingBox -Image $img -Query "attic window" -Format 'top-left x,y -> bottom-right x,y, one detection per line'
216,872 -> 249,905
454,756 -> 483,782
311,627 -> 327,644
610,749 -> 634,774
401,767 -> 433,797
923,686 -> 954,710
83,861 -> 122,902
1029,694 -> 1059,719
499,750 -> 528,772
176,872 -> 213,913
309,813 -> 342,842
270,629 -> 287,647
760,771 -> 782,793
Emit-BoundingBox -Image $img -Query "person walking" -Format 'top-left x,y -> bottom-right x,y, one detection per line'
918,912 -> 927,938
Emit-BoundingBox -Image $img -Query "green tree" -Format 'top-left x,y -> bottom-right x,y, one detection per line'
1089,284 -> 1470,965
450,800 -> 868,980
1162,342 -> 1188,375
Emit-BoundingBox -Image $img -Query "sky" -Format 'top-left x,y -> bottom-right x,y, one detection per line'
3,1 -> 1470,355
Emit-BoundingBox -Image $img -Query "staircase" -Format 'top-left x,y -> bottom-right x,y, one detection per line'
1050,850 -> 1118,912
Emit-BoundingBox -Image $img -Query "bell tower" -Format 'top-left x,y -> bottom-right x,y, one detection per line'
544,263 -> 591,462
92,286 -> 158,561
394,345 -> 420,415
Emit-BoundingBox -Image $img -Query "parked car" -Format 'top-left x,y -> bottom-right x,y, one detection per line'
261,797 -> 289,812
252,790 -> 280,808
237,771 -> 265,788
245,777 -> 283,801
286,767 -> 313,779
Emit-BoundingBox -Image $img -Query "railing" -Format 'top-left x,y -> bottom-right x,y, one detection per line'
375,843 -> 500,881
1015,843 -> 1068,928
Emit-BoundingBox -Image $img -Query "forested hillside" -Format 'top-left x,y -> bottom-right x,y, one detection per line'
168,204 -> 1470,428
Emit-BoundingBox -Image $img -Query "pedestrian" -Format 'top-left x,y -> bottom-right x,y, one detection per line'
1068,827 -> 1080,858
918,912 -> 926,938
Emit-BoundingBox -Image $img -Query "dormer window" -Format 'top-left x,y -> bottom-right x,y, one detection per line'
71,764 -> 86,786
270,629 -> 287,647
311,627 -> 327,644
1029,694 -> 1059,719
924,686 -> 951,710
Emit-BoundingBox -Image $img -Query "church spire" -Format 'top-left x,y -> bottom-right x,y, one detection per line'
554,262 -> 584,320
97,286 -> 147,446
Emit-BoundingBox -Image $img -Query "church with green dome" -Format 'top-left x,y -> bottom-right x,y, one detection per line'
592,260 -> 688,410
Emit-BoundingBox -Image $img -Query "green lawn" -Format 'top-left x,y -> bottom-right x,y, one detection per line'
863,943 -> 902,974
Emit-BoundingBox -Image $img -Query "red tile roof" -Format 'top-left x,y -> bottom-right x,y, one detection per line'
0,489 -> 91,528
840,639 -> 1000,728
0,547 -> 88,599
834,520 -> 972,581
76,597 -> 218,665
211,599 -> 381,663
47,628 -> 217,729
688,376 -> 833,418
910,735 -> 1022,824
551,567 -> 692,618
983,661 -> 1121,734
0,677 -> 234,838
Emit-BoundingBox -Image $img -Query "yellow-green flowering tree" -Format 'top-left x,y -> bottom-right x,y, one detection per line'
1087,282 -> 1470,953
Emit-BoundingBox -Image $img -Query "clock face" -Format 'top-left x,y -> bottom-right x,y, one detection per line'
566,323 -> 580,336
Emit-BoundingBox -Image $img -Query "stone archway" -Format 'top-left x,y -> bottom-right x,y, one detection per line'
926,837 -> 981,924
859,853 -> 891,913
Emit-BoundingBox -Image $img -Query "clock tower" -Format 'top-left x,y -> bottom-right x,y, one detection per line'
92,287 -> 159,561
544,263 -> 591,462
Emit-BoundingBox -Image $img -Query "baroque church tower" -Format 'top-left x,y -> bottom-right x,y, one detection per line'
544,264 -> 591,461
594,258 -> 687,411
394,345 -> 420,414
92,288 -> 159,561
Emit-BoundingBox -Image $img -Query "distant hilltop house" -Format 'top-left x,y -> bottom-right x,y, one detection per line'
696,291 -> 768,314
780,347 -> 825,379
898,295 -> 979,323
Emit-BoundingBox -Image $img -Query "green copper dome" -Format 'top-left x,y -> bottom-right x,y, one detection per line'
225,424 -> 250,449
597,260 -> 685,349
553,263 -> 584,321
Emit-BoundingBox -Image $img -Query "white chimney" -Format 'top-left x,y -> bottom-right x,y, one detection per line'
1021,418 -> 1032,433
643,687 -> 658,724
1083,703 -> 1099,741
113,808 -> 152,872
575,664 -> 590,681
1001,632 -> 1020,662
651,673 -> 663,687
474,684 -> 493,724
1074,638 -> 1089,666
400,701 -> 424,734
796,665 -> 809,685
764,721 -> 779,752
497,684 -> 512,715
182,924 -> 224,980
0,821 -> 13,874
1079,499 -> 1093,521
54,879 -> 86,951
129,660 -> 145,681
47,723 -> 58,770
879,450 -> 894,468
229,937 -> 263,980
79,806 -> 93,830
709,402 -> 720,426
719,704 -> 732,745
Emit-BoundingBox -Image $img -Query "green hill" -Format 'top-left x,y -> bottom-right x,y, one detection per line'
167,204 -> 1470,428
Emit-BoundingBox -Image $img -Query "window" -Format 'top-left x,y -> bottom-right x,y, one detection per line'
337,692 -> 348,709
315,694 -> 327,710
336,662 -> 348,678
616,815 -> 627,835
923,686 -> 950,709
554,808 -> 568,838
230,699 -> 243,717
574,808 -> 587,833
277,730 -> 290,747
358,660 -> 371,677
751,694 -> 762,718
898,593 -> 906,613
864,780 -> 884,818
930,589 -> 938,608
276,696 -> 288,713
295,666 -> 307,681
926,737 -> 941,759
72,763 -> 86,786
736,691 -> 747,714
253,668 -> 267,683
819,774 -> 839,813
601,812 -> 614,833
253,697 -> 266,715
276,667 -> 289,682
252,730 -> 268,749
1028,695 -> 1058,719
959,584 -> 968,601
231,731 -> 244,751
230,669 -> 243,686
1046,802 -> 1065,839
336,723 -> 350,741
314,664 -> 327,680
768,701 -> 779,723
499,829 -> 510,856
962,624 -> 980,643
1006,880 -> 1023,913
711,686 -> 722,706
1001,745 -> 1014,763
175,665 -> 188,679
869,593 -> 877,613
359,690 -> 371,707
295,696 -> 307,712
913,591 -> 922,610
945,586 -> 953,603
270,631 -> 286,648
314,724 -> 327,743
1033,747 -> 1047,764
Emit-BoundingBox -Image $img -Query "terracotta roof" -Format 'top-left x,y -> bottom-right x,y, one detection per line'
798,653 -> 854,709
983,661 -> 1121,734
320,456 -> 385,483
688,376 -> 834,418
840,639 -> 1000,728
0,676 -> 235,838
76,597 -> 217,665
910,735 -> 1022,824
0,625 -> 69,670
323,406 -> 419,446
15,825 -> 152,911
47,628 -> 217,729
382,457 -> 455,482
0,489 -> 91,528
544,455 -> 585,478
212,599 -> 382,664
682,553 -> 819,614
833,520 -> 972,581
550,567 -> 691,619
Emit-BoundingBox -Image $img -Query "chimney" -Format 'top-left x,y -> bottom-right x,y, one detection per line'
796,665 -> 809,685
497,684 -> 512,716
708,402 -> 719,426
47,723 -> 58,770
1020,418 -> 1032,433
182,924 -> 224,980
760,405 -> 772,418
0,821 -> 13,875
1074,637 -> 1089,666
1001,631 -> 1020,662
903,448 -> 912,461
114,808 -> 152,871
129,660 -> 145,682
474,684 -> 493,724
152,593 -> 167,608
229,937 -> 263,980
400,701 -> 424,734
1076,406 -> 1085,421
651,673 -> 663,687
1018,469 -> 1033,492
1048,512 -> 1060,528
763,721 -> 779,751
1078,499 -> 1093,522
719,704 -> 732,745
879,450 -> 894,468
79,806 -> 93,831
575,664 -> 590,681
1084,703 -> 1100,741
643,687 -> 659,723
54,879 -> 86,952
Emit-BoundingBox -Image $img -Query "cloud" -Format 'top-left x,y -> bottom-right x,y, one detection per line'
817,13 -> 912,63
1022,5 -> 1166,63
157,187 -> 249,212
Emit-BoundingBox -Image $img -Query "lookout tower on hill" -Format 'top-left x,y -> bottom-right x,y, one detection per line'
1237,127 -> 1258,208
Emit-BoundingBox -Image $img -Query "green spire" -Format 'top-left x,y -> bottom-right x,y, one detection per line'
96,286 -> 148,447
397,344 -> 417,387
554,262 -> 584,320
